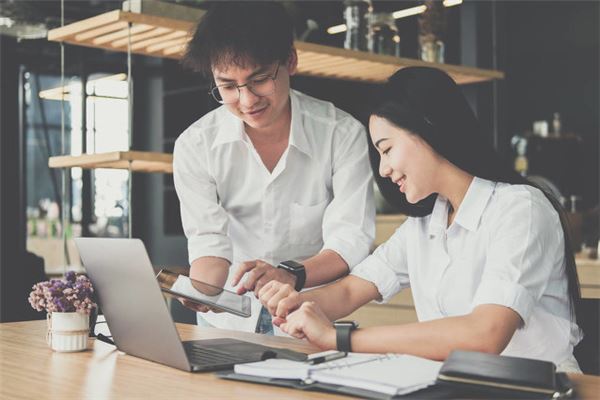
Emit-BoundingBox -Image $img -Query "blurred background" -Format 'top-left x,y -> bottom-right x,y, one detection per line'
0,0 -> 597,324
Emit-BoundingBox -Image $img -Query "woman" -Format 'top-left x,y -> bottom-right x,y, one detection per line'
255,67 -> 582,372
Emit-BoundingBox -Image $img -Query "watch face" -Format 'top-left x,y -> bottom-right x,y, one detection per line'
280,260 -> 304,271
335,320 -> 358,329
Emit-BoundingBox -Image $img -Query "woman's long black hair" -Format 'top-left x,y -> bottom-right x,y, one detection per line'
369,66 -> 581,321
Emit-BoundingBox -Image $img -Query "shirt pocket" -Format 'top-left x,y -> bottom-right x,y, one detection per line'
289,199 -> 328,245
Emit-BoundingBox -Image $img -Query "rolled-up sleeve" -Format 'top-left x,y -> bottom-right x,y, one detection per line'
472,192 -> 563,324
173,131 -> 232,265
351,220 -> 411,303
321,118 -> 376,268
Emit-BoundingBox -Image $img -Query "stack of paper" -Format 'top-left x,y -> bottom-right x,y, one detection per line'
234,353 -> 442,396
312,354 -> 442,396
234,353 -> 376,380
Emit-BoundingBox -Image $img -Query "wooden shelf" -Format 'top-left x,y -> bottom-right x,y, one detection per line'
47,10 -> 504,85
47,10 -> 193,59
295,41 -> 503,84
48,151 -> 173,173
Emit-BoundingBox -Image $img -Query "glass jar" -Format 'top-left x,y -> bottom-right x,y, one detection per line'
368,12 -> 400,56
418,0 -> 446,63
343,0 -> 372,51
419,40 -> 445,63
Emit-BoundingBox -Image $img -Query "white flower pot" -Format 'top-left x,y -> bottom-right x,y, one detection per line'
47,312 -> 89,352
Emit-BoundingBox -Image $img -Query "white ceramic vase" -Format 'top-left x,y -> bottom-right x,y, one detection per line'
46,312 -> 89,352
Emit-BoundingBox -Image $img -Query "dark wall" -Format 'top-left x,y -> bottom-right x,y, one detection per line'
132,56 -> 189,267
0,35 -> 46,322
501,1 -> 599,206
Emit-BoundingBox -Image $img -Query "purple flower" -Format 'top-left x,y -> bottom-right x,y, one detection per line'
28,272 -> 97,315
65,271 -> 77,283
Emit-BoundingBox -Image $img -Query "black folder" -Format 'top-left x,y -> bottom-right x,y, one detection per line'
436,350 -> 575,399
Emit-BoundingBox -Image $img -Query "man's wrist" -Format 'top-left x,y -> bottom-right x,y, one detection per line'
282,270 -> 298,286
277,260 -> 306,291
190,257 -> 229,287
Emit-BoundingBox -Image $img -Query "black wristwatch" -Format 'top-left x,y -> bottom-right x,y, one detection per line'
334,320 -> 359,352
277,260 -> 306,292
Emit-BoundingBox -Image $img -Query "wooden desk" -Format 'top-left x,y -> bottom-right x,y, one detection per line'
1,320 -> 599,399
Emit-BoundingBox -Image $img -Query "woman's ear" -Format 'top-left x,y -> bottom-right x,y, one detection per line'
287,47 -> 298,76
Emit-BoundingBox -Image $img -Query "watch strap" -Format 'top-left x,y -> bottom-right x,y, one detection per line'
335,324 -> 354,352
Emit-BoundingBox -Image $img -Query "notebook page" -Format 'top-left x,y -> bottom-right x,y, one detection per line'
311,354 -> 442,396
234,353 -> 379,380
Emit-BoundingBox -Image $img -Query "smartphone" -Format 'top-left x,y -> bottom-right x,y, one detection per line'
156,269 -> 251,318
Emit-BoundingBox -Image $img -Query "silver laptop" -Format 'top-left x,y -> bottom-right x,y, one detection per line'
75,237 -> 306,372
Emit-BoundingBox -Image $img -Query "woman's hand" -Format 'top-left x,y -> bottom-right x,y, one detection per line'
257,281 -> 303,318
277,302 -> 336,350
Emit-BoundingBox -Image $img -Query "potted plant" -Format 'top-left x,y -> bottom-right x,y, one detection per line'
28,271 -> 97,352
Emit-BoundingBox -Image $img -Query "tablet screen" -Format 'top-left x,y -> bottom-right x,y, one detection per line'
156,270 -> 251,318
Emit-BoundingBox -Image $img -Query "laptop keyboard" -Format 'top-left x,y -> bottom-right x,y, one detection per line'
183,342 -> 254,369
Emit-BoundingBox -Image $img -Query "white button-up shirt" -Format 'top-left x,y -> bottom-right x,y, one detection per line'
352,177 -> 581,365
174,89 -> 376,332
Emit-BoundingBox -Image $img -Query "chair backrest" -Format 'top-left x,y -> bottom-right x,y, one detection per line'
574,298 -> 600,375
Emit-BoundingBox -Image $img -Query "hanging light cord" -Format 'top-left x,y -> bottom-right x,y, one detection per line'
127,19 -> 133,239
60,0 -> 69,276
492,1 -> 499,150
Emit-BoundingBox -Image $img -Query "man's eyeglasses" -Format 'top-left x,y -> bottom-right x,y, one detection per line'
209,64 -> 280,104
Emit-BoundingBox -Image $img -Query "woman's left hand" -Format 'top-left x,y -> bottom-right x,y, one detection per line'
276,301 -> 336,350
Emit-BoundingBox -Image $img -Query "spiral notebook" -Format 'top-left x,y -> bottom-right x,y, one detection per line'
234,353 -> 442,396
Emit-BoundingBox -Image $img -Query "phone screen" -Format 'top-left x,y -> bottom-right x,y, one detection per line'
156,270 -> 251,318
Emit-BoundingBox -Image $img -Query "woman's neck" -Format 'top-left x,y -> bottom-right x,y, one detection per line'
435,161 -> 474,221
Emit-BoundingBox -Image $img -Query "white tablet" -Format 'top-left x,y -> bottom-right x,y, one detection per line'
156,269 -> 252,318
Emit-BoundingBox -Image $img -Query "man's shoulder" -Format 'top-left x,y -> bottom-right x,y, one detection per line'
175,106 -> 227,147
293,90 -> 362,128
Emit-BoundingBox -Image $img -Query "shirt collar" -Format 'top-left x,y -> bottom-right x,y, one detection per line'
288,90 -> 311,158
210,90 -> 311,157
211,107 -> 245,150
428,194 -> 448,237
453,177 -> 496,232
427,177 -> 496,235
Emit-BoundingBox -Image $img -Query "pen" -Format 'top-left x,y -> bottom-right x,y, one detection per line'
307,351 -> 347,365
96,333 -> 115,346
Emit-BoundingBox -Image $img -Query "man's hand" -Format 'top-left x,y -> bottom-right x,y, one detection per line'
276,302 -> 336,350
231,260 -> 296,296
257,281 -> 303,318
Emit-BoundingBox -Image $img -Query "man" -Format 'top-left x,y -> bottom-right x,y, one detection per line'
174,2 -> 375,334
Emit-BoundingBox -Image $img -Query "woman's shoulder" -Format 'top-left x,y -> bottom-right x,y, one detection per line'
489,182 -> 560,225
494,182 -> 554,206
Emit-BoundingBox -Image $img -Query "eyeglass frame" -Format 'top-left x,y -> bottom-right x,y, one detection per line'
208,64 -> 281,104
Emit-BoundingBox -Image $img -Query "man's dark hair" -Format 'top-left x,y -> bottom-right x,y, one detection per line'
182,1 -> 294,77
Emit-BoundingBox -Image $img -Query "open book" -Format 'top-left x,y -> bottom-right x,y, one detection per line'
234,353 -> 442,396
